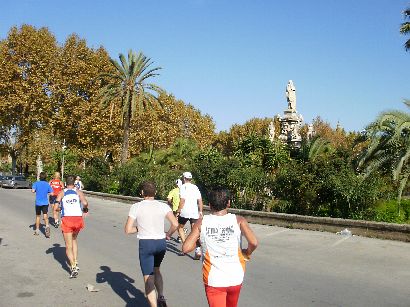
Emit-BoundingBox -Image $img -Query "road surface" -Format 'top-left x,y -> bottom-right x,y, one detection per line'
0,188 -> 409,307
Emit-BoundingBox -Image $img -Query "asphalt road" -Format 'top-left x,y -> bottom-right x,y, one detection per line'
0,188 -> 409,307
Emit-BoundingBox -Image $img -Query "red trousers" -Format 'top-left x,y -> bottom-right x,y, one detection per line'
204,284 -> 242,307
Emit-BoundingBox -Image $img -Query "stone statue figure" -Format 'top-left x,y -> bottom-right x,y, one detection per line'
307,123 -> 315,140
268,121 -> 275,142
286,80 -> 296,112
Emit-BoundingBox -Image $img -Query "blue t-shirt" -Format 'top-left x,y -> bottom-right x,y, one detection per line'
32,180 -> 53,206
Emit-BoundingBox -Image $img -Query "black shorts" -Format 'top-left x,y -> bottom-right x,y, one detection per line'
139,239 -> 166,276
49,195 -> 59,205
178,216 -> 198,226
35,205 -> 48,215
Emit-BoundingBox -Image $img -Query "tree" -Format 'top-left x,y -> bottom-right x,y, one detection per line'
358,102 -> 410,212
99,50 -> 162,164
400,7 -> 410,51
129,93 -> 215,154
0,25 -> 59,170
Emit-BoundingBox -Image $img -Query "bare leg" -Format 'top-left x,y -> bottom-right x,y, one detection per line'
43,213 -> 49,227
177,224 -> 187,243
154,267 -> 163,297
35,215 -> 41,231
72,232 -> 79,264
63,232 -> 75,267
143,275 -> 157,307
53,204 -> 59,223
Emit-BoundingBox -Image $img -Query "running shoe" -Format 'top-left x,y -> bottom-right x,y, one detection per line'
69,266 -> 78,278
45,226 -> 50,238
54,220 -> 60,228
194,247 -> 202,260
33,230 -> 39,236
74,261 -> 80,271
158,295 -> 167,307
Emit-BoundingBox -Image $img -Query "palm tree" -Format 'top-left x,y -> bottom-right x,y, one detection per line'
358,101 -> 410,212
400,8 -> 410,51
99,50 -> 162,164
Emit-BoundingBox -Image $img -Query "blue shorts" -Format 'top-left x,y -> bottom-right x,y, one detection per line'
139,239 -> 166,276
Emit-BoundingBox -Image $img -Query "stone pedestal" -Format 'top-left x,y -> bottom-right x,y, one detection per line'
278,109 -> 303,148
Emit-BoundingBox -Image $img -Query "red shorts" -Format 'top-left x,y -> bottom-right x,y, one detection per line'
61,216 -> 84,233
205,284 -> 242,307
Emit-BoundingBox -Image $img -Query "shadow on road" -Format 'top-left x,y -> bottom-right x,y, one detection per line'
166,240 -> 195,260
45,243 -> 70,273
96,265 -> 148,307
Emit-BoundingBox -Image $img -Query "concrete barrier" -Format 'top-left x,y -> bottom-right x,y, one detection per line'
84,190 -> 410,242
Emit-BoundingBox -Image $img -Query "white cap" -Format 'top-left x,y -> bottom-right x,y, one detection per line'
182,172 -> 192,179
175,179 -> 182,188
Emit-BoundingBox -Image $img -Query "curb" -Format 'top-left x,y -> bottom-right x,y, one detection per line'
83,190 -> 410,242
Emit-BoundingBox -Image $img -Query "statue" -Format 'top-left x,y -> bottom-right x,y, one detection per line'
307,123 -> 315,140
286,80 -> 296,112
268,121 -> 275,142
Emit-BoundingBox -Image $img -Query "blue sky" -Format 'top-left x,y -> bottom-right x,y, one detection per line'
2,0 -> 409,132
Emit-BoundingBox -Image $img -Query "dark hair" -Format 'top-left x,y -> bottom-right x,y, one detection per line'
66,175 -> 75,186
39,172 -> 47,181
141,181 -> 156,197
208,188 -> 230,211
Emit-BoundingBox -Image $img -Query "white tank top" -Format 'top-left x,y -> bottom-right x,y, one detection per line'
200,213 -> 245,287
61,188 -> 83,217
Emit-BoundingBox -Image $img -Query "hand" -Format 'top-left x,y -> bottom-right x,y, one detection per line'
242,249 -> 251,262
166,234 -> 171,240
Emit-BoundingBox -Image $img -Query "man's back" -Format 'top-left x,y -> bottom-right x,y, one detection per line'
180,182 -> 201,218
33,181 -> 52,205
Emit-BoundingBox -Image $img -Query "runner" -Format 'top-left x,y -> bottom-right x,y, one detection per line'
49,171 -> 64,228
55,175 -> 89,278
167,179 -> 183,242
74,176 -> 84,191
31,172 -> 53,237
124,181 -> 178,307
182,188 -> 258,307
176,171 -> 203,259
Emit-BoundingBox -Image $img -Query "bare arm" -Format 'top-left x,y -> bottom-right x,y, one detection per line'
124,216 -> 138,234
167,197 -> 173,208
182,218 -> 202,254
197,198 -> 203,216
165,211 -> 178,240
77,191 -> 88,207
237,216 -> 258,260
177,198 -> 185,214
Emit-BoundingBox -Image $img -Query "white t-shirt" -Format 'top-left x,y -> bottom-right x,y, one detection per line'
128,199 -> 171,239
179,182 -> 202,219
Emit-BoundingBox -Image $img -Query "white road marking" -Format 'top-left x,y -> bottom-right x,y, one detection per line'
265,229 -> 290,237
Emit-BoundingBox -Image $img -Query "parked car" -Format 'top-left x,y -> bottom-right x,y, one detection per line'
1,176 -> 32,189
0,175 -> 7,187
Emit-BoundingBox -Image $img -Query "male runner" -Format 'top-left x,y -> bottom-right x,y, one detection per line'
182,188 -> 258,307
125,181 -> 178,307
31,172 -> 53,237
176,172 -> 203,259
49,172 -> 64,228
55,175 -> 89,278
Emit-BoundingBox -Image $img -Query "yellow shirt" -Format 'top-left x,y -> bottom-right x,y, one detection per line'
167,187 -> 180,212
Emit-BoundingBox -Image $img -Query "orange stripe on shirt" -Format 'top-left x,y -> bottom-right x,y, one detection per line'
202,251 -> 212,285
238,248 -> 246,272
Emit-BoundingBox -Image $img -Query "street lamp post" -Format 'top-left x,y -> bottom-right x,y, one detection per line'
61,139 -> 67,180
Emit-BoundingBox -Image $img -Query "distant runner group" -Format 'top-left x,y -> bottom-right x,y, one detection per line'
31,170 -> 258,307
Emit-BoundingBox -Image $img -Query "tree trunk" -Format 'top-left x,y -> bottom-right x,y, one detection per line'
121,112 -> 131,164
